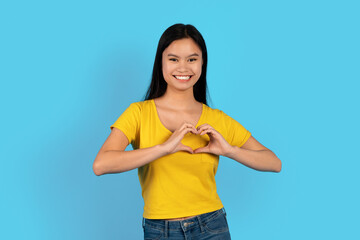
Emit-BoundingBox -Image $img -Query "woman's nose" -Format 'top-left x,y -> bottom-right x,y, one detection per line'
177,60 -> 188,72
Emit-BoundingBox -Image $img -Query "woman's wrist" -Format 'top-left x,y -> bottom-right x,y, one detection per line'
157,143 -> 171,156
223,145 -> 237,158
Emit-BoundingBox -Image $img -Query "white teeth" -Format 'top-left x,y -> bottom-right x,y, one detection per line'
174,75 -> 191,80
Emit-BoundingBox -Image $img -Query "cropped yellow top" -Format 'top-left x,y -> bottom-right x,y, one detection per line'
110,99 -> 251,219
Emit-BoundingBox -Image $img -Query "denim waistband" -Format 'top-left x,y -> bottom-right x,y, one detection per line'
142,207 -> 227,230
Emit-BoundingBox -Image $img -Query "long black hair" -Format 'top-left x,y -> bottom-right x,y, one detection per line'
142,23 -> 210,106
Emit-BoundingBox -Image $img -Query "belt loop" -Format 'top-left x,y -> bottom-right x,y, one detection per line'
222,207 -> 227,216
142,217 -> 145,228
164,220 -> 168,238
196,216 -> 205,233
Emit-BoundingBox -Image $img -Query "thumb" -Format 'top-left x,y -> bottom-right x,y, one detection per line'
193,146 -> 209,154
179,143 -> 194,154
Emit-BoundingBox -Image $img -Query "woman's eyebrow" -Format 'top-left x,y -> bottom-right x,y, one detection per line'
167,53 -> 200,57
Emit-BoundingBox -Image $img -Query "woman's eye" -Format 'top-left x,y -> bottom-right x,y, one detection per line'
169,58 -> 178,62
188,58 -> 197,62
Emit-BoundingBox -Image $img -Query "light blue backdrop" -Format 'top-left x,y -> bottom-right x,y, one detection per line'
1,0 -> 359,239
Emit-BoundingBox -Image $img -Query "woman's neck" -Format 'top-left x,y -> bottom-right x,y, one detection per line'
155,88 -> 199,110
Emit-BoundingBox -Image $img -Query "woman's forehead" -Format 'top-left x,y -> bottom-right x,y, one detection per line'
164,38 -> 202,56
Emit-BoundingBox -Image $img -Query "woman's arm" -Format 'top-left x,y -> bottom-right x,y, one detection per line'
94,145 -> 169,176
93,128 -> 169,175
224,136 -> 282,172
93,122 -> 198,176
194,124 -> 281,173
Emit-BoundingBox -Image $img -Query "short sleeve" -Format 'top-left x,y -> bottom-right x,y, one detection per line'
222,111 -> 251,148
110,102 -> 141,147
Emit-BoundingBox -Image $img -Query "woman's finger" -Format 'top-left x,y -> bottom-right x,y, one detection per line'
197,123 -> 210,129
179,143 -> 194,154
199,129 -> 216,136
198,127 -> 216,136
163,122 -> 199,154
179,123 -> 198,135
197,124 -> 212,132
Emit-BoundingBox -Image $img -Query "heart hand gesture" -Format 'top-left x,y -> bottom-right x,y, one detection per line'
161,122 -> 199,154
193,123 -> 232,156
161,122 -> 232,156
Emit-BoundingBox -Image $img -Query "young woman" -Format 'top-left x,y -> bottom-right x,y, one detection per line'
93,23 -> 282,240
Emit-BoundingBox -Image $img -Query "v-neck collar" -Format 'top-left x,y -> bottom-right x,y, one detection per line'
151,99 -> 205,134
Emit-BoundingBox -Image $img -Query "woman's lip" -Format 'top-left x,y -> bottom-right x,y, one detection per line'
173,75 -> 192,82
173,75 -> 192,79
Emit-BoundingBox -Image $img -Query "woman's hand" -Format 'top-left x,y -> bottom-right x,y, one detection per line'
161,122 -> 199,154
193,124 -> 232,156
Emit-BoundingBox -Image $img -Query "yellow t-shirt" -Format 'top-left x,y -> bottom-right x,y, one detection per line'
110,99 -> 251,219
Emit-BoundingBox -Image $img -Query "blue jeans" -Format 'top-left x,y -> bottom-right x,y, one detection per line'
142,207 -> 231,240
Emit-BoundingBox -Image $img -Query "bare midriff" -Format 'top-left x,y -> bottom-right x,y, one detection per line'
161,214 -> 200,221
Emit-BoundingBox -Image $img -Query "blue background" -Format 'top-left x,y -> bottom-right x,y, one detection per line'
1,0 -> 359,239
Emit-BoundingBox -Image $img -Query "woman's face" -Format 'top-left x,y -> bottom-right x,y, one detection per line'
162,38 -> 203,92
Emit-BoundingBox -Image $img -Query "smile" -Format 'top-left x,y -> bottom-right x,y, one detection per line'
173,75 -> 192,80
